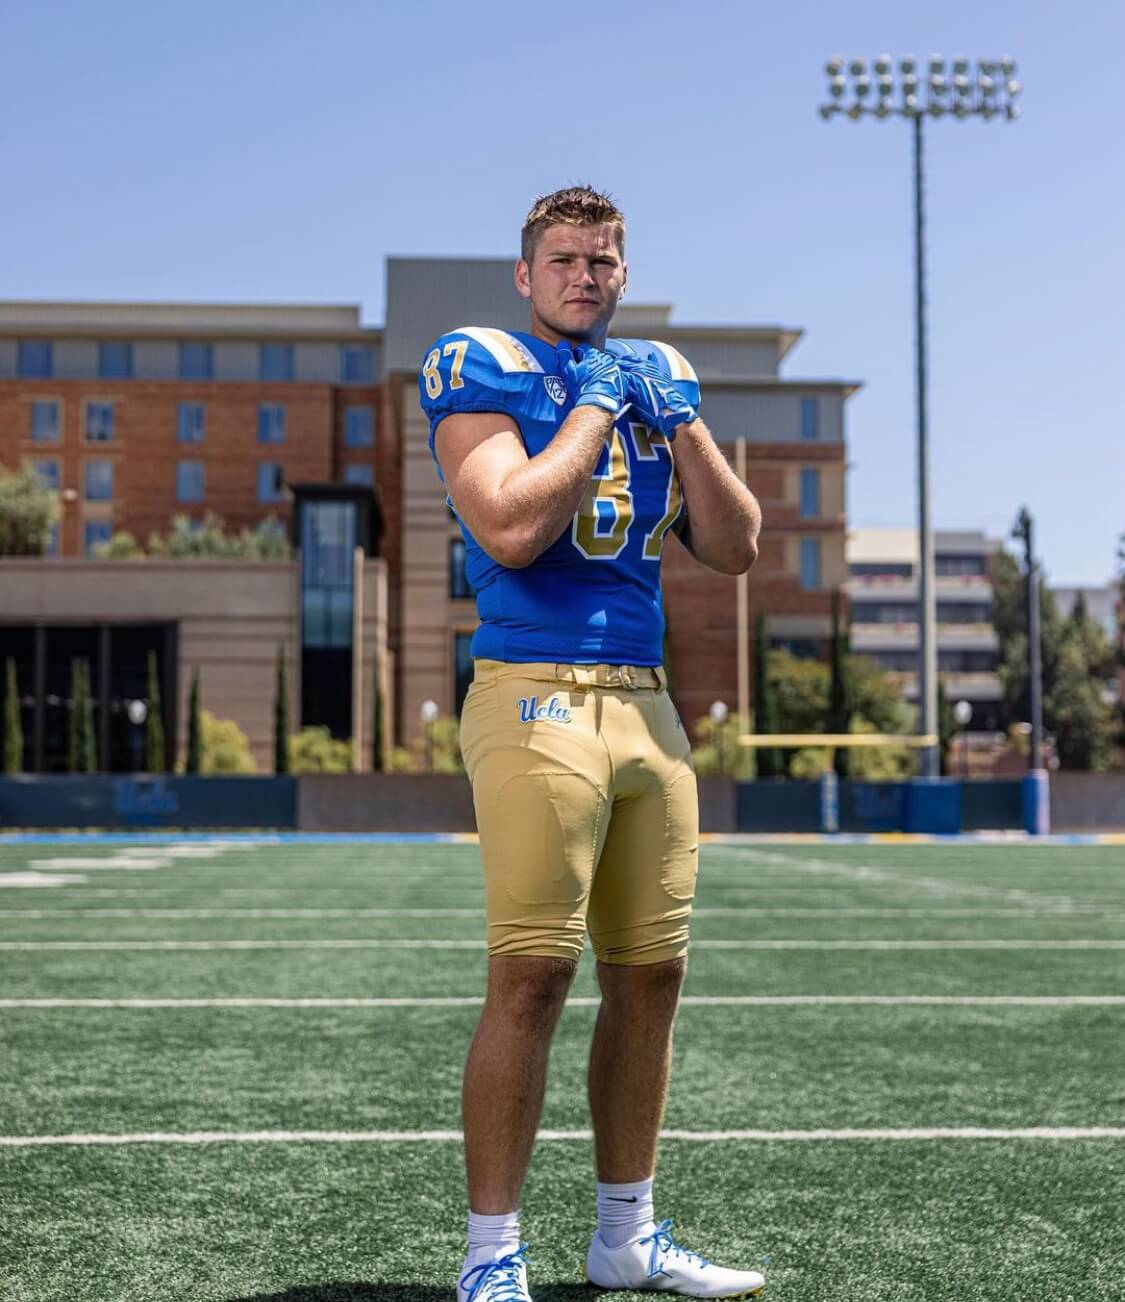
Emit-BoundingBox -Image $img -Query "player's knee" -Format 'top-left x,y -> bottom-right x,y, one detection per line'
485,953 -> 577,1018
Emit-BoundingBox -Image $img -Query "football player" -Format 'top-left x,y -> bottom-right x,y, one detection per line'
420,185 -> 764,1301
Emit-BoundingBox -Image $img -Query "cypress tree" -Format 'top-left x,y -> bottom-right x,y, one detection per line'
79,659 -> 97,773
3,659 -> 22,774
828,590 -> 851,779
67,658 -> 83,773
145,650 -> 166,773
754,610 -> 783,778
274,646 -> 291,774
372,687 -> 384,773
185,668 -> 202,774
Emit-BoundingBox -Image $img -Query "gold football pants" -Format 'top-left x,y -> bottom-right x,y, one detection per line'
459,659 -> 699,965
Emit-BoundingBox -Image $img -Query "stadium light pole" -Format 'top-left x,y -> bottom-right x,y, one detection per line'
820,54 -> 1021,777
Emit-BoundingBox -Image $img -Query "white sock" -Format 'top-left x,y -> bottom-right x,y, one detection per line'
467,1209 -> 521,1258
597,1177 -> 656,1248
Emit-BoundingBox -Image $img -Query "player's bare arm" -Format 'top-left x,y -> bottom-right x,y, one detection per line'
434,404 -> 615,569
670,417 -> 761,574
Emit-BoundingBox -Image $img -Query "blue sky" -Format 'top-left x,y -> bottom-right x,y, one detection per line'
3,0 -> 1121,584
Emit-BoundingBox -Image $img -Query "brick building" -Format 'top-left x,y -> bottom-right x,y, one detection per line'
1,265 -> 859,766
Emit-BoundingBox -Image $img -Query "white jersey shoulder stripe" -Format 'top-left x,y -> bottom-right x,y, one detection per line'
451,326 -> 544,374
648,339 -> 698,383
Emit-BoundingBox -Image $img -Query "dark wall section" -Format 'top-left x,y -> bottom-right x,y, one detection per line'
297,774 -> 475,833
0,776 -> 295,830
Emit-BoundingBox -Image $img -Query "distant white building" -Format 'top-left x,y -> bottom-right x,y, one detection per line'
846,528 -> 1003,732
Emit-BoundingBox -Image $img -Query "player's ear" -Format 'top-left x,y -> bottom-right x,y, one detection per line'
514,259 -> 531,301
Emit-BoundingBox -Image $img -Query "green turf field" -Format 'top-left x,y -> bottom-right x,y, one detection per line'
1,837 -> 1124,1301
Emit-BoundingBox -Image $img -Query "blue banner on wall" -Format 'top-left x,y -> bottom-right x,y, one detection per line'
0,776 -> 297,830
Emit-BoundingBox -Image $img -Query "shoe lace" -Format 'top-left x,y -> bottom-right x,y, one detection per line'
459,1244 -> 530,1301
640,1219 -> 711,1279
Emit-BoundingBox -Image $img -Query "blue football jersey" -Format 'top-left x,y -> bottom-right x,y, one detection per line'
419,327 -> 700,665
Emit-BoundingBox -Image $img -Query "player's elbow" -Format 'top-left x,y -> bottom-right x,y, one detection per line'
482,525 -> 540,570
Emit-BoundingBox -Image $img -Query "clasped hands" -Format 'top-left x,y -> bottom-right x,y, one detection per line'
556,342 -> 697,440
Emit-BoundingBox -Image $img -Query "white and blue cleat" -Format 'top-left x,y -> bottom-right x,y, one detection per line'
457,1243 -> 532,1302
586,1219 -> 766,1298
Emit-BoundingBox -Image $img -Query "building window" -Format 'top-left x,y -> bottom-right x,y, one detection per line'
85,402 -> 115,442
179,342 -> 213,380
257,462 -> 285,503
345,406 -> 375,447
84,461 -> 113,502
84,521 -> 113,554
935,552 -> 988,577
770,637 -> 821,660
450,538 -> 476,599
98,341 -> 133,379
454,631 -> 475,715
18,340 -> 52,378
800,397 -> 818,441
799,538 -> 821,590
260,343 -> 294,381
30,400 -> 60,443
177,402 -> 205,443
258,403 -> 286,443
343,464 -> 374,487
849,561 -> 914,579
340,345 -> 374,383
799,468 -> 820,518
32,459 -> 59,491
44,524 -> 60,556
176,461 -> 205,503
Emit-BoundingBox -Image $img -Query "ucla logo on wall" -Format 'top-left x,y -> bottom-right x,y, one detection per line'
543,375 -> 567,406
518,695 -> 572,725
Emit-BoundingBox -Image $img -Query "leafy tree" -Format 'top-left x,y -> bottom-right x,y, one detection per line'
691,711 -> 754,779
372,688 -> 385,772
273,647 -> 291,775
198,710 -> 257,774
993,545 -> 1117,768
67,659 -> 96,774
290,726 -> 352,774
79,662 -> 97,773
827,591 -> 852,778
3,659 -> 23,774
144,650 -> 166,773
1048,633 -> 1114,771
936,678 -> 956,778
94,513 -> 291,560
0,460 -> 58,555
185,669 -> 202,774
753,610 -> 783,777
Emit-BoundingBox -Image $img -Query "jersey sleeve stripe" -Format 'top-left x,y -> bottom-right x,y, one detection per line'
649,339 -> 697,383
451,326 -> 544,374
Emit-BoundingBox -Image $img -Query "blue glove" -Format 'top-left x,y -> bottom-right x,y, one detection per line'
555,343 -> 629,415
617,357 -> 698,439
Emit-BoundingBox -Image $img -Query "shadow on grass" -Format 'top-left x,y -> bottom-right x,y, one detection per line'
228,1284 -> 597,1301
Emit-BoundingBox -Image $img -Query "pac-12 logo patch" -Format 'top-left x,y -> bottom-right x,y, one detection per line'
543,375 -> 567,406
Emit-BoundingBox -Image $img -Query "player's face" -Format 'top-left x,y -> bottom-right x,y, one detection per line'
516,223 -> 627,347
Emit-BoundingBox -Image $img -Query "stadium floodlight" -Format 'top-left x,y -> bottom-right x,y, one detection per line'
818,54 -> 1022,776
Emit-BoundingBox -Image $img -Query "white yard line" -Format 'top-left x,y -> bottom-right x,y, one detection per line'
28,858 -> 173,870
0,874 -> 90,889
3,938 -> 1124,951
0,906 -> 1114,920
735,848 -> 1101,913
2,995 -> 1123,1009
3,1126 -> 1123,1149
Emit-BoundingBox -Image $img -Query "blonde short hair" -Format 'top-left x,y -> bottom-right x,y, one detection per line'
521,185 -> 626,263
